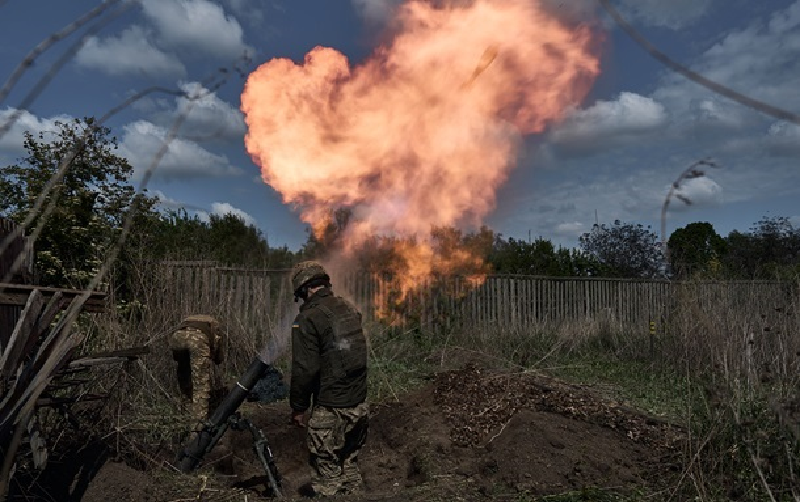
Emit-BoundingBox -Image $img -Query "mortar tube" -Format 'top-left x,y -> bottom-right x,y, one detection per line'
177,355 -> 269,472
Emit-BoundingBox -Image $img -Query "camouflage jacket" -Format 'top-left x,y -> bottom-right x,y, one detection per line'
177,314 -> 225,365
290,288 -> 368,412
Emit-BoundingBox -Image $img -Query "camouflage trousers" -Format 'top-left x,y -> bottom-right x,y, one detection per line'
307,402 -> 370,497
169,328 -> 212,423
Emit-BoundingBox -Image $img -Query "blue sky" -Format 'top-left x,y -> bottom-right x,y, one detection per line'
1,0 -> 798,252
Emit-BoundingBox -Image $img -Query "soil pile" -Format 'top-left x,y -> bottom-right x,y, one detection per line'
44,366 -> 686,501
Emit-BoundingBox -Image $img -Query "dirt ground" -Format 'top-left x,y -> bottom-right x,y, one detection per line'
14,366 -> 687,501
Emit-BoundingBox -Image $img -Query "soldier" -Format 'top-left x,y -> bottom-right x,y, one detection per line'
289,261 -> 370,497
169,314 -> 226,423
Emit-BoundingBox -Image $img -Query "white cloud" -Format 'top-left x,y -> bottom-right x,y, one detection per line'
75,26 -> 186,78
790,215 -> 800,229
152,190 -> 212,212
548,92 -> 667,155
554,222 -> 586,238
0,108 -> 71,154
653,1 -> 800,119
119,120 -> 243,180
140,0 -> 254,60
210,202 -> 257,226
671,176 -> 724,211
175,82 -> 246,140
137,82 -> 246,143
617,0 -> 714,29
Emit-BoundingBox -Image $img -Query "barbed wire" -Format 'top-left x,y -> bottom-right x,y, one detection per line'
0,0 -> 122,107
0,1 -> 135,141
597,0 -> 800,126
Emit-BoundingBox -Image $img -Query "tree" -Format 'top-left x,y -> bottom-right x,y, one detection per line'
490,236 -> 610,277
723,215 -> 800,279
130,208 -> 294,267
579,220 -> 665,278
0,117 -> 157,288
667,222 -> 727,278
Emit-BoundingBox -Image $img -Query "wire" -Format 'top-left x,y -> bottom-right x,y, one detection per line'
0,0 -> 121,106
597,0 -> 800,126
0,1 -> 134,141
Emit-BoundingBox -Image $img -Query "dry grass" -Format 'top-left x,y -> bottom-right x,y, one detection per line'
23,264 -> 798,501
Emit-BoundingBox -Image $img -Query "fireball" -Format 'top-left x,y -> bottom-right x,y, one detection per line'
241,0 -> 603,297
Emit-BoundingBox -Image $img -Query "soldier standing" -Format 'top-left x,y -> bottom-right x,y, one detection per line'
288,261 -> 370,497
169,314 -> 226,423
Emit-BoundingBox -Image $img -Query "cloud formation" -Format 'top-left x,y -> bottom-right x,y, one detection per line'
554,221 -> 586,238
119,120 -> 243,180
196,202 -> 257,226
548,92 -> 667,155
210,202 -> 257,226
175,82 -> 247,140
75,26 -> 187,78
0,108 -> 72,154
140,0 -> 254,60
653,1 -> 800,118
133,82 -> 247,143
671,176 -> 724,211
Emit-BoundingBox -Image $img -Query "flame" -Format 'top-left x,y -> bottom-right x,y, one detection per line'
241,0 -> 602,302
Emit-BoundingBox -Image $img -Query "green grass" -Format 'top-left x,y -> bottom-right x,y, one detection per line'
540,351 -> 689,423
368,356 -> 433,403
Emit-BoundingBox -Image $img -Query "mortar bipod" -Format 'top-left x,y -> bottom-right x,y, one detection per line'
228,412 -> 283,499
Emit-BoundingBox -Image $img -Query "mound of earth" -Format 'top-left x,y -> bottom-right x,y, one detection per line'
70,366 -> 685,501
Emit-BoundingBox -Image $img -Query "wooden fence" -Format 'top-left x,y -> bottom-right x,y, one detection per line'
0,217 -> 35,350
153,262 -> 798,333
151,261 -> 293,351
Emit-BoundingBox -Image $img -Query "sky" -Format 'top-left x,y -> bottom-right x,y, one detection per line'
0,0 -> 798,252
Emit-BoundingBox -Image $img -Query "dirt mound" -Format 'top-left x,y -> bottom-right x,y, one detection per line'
80,462 -> 159,502
72,366 -> 684,501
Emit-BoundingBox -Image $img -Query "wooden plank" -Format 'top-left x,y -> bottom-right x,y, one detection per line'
16,292 -> 66,366
0,283 -> 106,312
0,290 -> 44,381
235,273 -> 246,328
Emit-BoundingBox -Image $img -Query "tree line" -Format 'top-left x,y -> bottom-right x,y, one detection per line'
1,118 -> 797,297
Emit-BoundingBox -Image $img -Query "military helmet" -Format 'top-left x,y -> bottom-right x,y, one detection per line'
290,261 -> 329,293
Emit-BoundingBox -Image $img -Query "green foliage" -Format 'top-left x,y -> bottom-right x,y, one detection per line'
0,117 -> 299,295
579,221 -> 665,278
668,221 -> 727,278
722,215 -> 800,279
490,237 -> 608,276
0,117 -> 158,288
